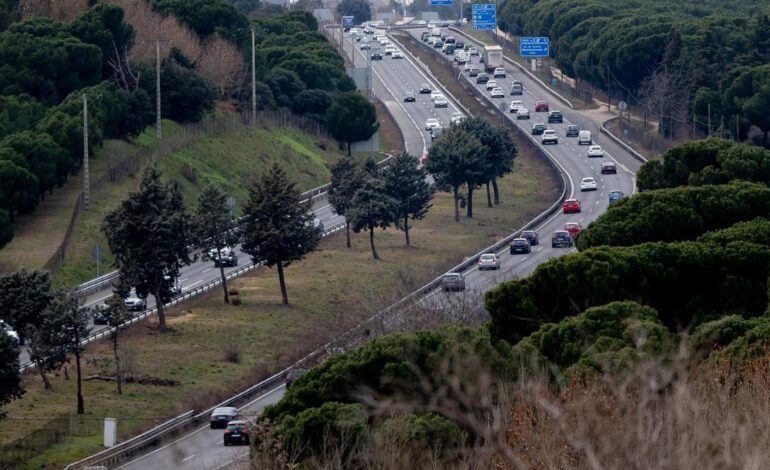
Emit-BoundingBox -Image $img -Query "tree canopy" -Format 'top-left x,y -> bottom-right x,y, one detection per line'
326,92 -> 378,156
337,0 -> 371,25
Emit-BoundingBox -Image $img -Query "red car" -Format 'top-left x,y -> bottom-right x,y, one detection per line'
601,161 -> 617,174
535,100 -> 549,112
565,222 -> 582,237
562,198 -> 581,213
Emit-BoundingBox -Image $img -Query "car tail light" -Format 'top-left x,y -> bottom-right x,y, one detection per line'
224,429 -> 231,434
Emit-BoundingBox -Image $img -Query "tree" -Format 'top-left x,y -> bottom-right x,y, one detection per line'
0,94 -> 46,140
328,155 -> 363,248
266,67 -> 306,108
336,0 -> 371,25
382,152 -> 434,246
426,127 -> 485,222
459,118 -> 516,206
27,300 -> 69,391
102,296 -> 132,395
0,160 -> 39,221
0,329 -> 22,420
192,185 -> 239,304
0,209 -> 10,248
744,85 -> 770,147
348,178 -> 398,260
326,92 -> 378,156
48,291 -> 91,414
0,270 -> 52,345
136,55 -> 215,124
241,164 -> 322,304
102,165 -> 192,332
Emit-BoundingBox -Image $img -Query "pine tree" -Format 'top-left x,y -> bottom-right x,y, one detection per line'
328,155 -> 362,248
348,178 -> 398,260
382,152 -> 434,246
459,118 -> 517,206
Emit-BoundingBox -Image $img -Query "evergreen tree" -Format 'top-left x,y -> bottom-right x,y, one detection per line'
49,291 -> 91,414
328,155 -> 362,248
0,330 -> 22,420
102,296 -> 132,395
382,152 -> 434,246
326,92 -> 378,156
0,269 -> 52,345
241,164 -> 322,304
348,178 -> 397,260
459,118 -> 516,206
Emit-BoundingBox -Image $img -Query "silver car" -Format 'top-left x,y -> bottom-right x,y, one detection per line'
441,273 -> 466,292
478,253 -> 500,270
124,289 -> 147,311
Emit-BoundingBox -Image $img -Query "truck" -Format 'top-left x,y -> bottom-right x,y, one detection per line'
482,45 -> 503,72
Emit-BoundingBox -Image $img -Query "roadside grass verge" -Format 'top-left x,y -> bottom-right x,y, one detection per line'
1,135 -> 558,468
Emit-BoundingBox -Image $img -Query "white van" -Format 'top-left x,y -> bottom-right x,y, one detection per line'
431,27 -> 441,37
578,130 -> 592,145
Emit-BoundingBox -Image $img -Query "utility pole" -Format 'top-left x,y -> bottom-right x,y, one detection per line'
707,103 -> 711,137
155,39 -> 162,139
82,94 -> 90,212
350,32 -> 355,68
251,27 -> 257,124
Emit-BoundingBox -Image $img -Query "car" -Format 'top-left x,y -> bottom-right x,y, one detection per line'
478,253 -> 500,270
510,80 -> 523,95
476,73 -> 489,84
517,107 -> 530,120
419,83 -> 431,94
1,320 -> 19,346
212,248 -> 238,267
509,238 -> 531,254
425,118 -> 441,130
442,44 -> 455,55
360,42 -> 371,50
601,161 -> 617,174
565,222 -> 582,237
445,36 -> 456,44
552,230 -> 574,248
493,67 -> 506,78
547,110 -> 563,123
313,217 -> 324,233
421,31 -> 430,41
442,273 -> 465,292
162,275 -> 182,296
370,51 -> 383,60
468,67 -> 480,77
535,100 -> 549,112
364,27 -> 374,34
463,62 -> 474,72
210,406 -> 239,429
468,47 -> 479,56
421,151 -> 429,164
521,230 -> 539,245
434,96 -> 449,107
509,100 -> 523,113
455,51 -> 468,64
485,80 -> 499,90
565,125 -> 580,137
223,420 -> 251,446
392,50 -> 404,59
455,40 -> 465,49
490,87 -> 505,98
578,130 -> 592,145
285,368 -> 306,388
541,129 -> 558,144
587,145 -> 604,158
124,289 -> 146,311
531,123 -> 546,135
430,89 -> 442,101
562,198 -> 581,213
609,190 -> 626,204
433,40 -> 444,49
414,20 -> 426,25
384,45 -> 396,55
450,112 -> 466,125
403,92 -> 416,102
430,126 -> 444,140
580,177 -> 598,191
92,304 -> 110,325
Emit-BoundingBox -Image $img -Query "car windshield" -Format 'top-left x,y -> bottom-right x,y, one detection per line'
513,239 -> 527,245
481,254 -> 495,260
226,423 -> 247,431
523,231 -> 534,237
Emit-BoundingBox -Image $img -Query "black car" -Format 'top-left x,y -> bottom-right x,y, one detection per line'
92,304 -> 110,325
547,111 -> 563,123
210,407 -> 239,429
531,123 -> 546,135
443,45 -> 455,55
419,83 -> 431,94
213,251 -> 238,267
403,92 -> 416,102
565,125 -> 580,137
421,32 -> 430,41
445,36 -> 456,44
510,238 -> 531,254
223,420 -> 250,446
552,230 -> 574,248
476,73 -> 489,84
455,40 -> 465,49
433,40 -> 444,49
521,230 -> 539,246
371,51 -> 383,60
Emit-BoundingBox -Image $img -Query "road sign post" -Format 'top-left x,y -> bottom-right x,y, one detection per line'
472,4 -> 495,31
520,37 -> 549,57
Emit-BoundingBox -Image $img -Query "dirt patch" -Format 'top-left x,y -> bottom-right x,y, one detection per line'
375,99 -> 406,154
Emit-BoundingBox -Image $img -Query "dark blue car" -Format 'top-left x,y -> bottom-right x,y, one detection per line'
608,190 -> 625,204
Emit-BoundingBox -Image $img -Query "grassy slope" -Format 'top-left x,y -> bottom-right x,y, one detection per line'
1,135 -> 559,468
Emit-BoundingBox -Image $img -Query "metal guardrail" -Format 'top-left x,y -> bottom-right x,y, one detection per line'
601,116 -> 649,163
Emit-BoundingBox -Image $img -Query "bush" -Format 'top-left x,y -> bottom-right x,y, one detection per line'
228,288 -> 239,296
697,217 -> 770,246
279,402 -> 367,459
230,297 -> 241,306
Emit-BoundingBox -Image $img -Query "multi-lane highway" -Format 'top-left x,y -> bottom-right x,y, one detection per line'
75,24 -> 644,470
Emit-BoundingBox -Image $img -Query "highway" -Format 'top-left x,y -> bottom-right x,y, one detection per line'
101,24 -> 646,470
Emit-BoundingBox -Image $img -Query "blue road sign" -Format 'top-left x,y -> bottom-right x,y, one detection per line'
431,0 -> 453,5
520,37 -> 549,57
342,16 -> 354,28
472,4 -> 496,31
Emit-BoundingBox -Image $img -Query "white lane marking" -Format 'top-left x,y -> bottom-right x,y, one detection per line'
185,280 -> 203,289
202,267 -> 213,274
180,278 -> 189,283
84,294 -> 113,307
182,455 -> 195,462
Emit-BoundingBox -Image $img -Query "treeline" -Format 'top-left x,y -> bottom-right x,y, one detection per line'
497,0 -> 770,143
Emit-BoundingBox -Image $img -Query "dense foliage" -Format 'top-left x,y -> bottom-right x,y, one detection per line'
151,0 -> 248,42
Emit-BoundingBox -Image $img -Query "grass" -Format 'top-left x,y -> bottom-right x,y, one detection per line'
0,130 -> 558,468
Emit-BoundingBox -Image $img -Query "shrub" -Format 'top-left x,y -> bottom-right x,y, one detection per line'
228,288 -> 239,296
230,297 -> 241,306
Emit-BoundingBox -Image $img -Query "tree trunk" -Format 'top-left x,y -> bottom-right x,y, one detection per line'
492,178 -> 500,205
485,182 -> 492,208
403,213 -> 410,247
75,351 -> 84,414
219,264 -> 230,304
764,129 -> 768,147
36,361 -> 51,390
466,186 -> 474,218
113,333 -> 122,395
346,141 -> 352,157
155,288 -> 167,332
453,186 -> 460,222
345,220 -> 351,248
277,260 -> 288,305
369,224 -> 379,260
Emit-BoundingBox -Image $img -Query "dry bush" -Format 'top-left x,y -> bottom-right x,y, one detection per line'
228,288 -> 240,296
20,0 -> 90,21
230,297 -> 242,306
222,327 -> 243,363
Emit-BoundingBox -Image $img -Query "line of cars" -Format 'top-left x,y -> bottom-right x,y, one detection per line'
210,406 -> 251,446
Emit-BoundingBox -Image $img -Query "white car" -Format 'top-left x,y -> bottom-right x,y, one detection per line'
434,96 -> 449,108
490,87 -> 505,98
469,47 -> 479,56
478,253 -> 500,270
516,107 -> 530,119
485,80 -> 499,90
587,145 -> 604,158
509,100 -> 523,113
542,129 -> 558,144
450,112 -> 466,125
430,90 -> 442,101
493,67 -> 506,78
384,45 -> 397,55
580,177 -> 598,191
414,19 -> 427,25
463,62 -> 474,72
425,118 -> 441,130
391,50 -> 403,59
124,289 -> 147,311
1,320 -> 19,346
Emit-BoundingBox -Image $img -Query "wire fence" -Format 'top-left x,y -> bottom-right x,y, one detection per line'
0,413 -> 93,468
